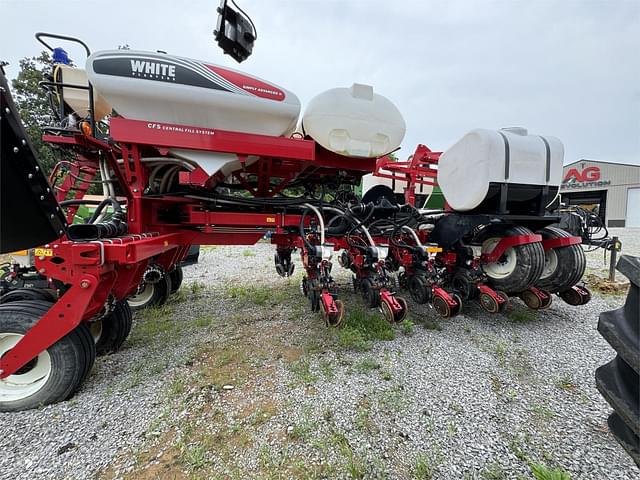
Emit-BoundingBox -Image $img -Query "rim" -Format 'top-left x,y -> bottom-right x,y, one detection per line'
540,249 -> 558,280
127,282 -> 155,308
0,333 -> 52,402
482,238 -> 517,279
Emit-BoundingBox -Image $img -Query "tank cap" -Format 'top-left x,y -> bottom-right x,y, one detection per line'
350,83 -> 374,101
501,127 -> 528,136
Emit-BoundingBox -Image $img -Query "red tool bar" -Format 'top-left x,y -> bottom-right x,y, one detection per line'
541,236 -> 582,250
184,208 -> 303,228
110,118 -> 316,161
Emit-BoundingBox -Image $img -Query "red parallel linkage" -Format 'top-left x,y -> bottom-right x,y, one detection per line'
541,236 -> 582,250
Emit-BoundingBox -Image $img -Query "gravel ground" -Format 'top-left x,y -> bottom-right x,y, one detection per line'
1,232 -> 638,480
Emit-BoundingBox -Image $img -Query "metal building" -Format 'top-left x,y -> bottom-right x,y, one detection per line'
560,160 -> 640,227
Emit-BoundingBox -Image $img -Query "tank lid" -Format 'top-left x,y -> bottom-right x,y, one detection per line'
500,126 -> 528,136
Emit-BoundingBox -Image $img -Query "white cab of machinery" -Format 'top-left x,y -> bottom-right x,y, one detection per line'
437,127 -> 564,212
302,83 -> 406,158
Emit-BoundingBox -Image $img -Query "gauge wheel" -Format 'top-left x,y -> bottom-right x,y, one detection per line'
127,274 -> 172,311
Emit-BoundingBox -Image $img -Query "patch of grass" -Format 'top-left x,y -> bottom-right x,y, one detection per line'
531,403 -> 555,421
482,462 -> 507,480
225,284 -> 288,306
377,384 -> 405,410
414,449 -> 443,479
381,371 -> 392,381
555,374 -> 578,392
529,461 -> 572,480
337,307 -> 395,351
192,314 -> 213,328
354,397 -> 377,433
423,318 -> 442,331
289,357 -> 318,385
179,442 -> 208,471
319,359 -> 335,380
330,432 -> 366,480
242,249 -> 255,257
401,319 -> 415,336
353,357 -> 381,374
447,421 -> 458,437
508,308 -> 538,323
167,377 -> 186,398
190,280 -> 207,295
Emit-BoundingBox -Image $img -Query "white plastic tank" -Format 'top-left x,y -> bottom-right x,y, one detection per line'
302,83 -> 405,158
437,127 -> 564,212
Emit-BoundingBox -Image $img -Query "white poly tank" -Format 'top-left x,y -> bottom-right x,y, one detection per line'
302,84 -> 406,158
437,127 -> 564,212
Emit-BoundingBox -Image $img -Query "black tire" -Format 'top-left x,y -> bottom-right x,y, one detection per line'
127,274 -> 172,311
479,225 -> 545,294
0,288 -> 56,304
94,301 -> 133,356
361,278 -> 380,308
0,300 -> 91,412
535,226 -> 586,293
169,266 -> 183,294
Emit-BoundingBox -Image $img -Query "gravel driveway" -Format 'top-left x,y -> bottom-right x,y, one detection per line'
1,232 -> 638,480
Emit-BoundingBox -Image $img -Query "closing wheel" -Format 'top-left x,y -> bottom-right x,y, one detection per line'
394,297 -> 408,323
0,300 -> 94,412
322,299 -> 345,328
169,266 -> 183,294
300,277 -> 309,297
559,286 -> 591,306
94,301 -> 133,355
520,290 -> 542,310
480,226 -> 545,294
451,294 -> 463,317
361,279 -> 379,308
495,290 -> 510,313
432,295 -> 452,319
380,299 -> 394,324
479,292 -> 500,314
127,274 -> 172,311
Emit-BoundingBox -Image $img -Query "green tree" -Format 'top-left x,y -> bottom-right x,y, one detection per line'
10,51 -> 61,175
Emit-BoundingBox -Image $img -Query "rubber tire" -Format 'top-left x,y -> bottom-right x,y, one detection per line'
0,300 -> 92,412
95,301 -> 133,356
535,226 -> 586,293
361,279 -> 379,308
0,289 -> 56,304
127,274 -> 172,311
169,266 -> 183,294
480,225 -> 545,294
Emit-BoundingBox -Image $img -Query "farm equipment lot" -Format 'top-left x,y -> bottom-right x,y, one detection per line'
1,230 -> 638,480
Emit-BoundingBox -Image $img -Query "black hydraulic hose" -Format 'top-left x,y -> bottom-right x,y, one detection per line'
59,199 -> 104,207
67,198 -> 128,241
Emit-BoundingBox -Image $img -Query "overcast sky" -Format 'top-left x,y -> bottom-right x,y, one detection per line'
2,0 -> 639,165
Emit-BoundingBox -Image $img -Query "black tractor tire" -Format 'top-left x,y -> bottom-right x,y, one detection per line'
127,274 -> 172,311
169,266 -> 184,294
0,300 -> 94,412
479,225 -> 545,294
0,288 -> 56,304
93,301 -> 133,356
535,226 -> 586,293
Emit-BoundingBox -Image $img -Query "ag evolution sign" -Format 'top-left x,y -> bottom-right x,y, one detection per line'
561,165 -> 611,189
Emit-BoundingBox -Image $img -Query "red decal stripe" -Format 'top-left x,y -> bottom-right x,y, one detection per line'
205,65 -> 285,101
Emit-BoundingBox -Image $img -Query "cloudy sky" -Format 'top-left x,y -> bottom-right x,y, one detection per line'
2,0 -> 639,165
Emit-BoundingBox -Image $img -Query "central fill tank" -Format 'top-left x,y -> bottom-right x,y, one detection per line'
86,50 -> 301,137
